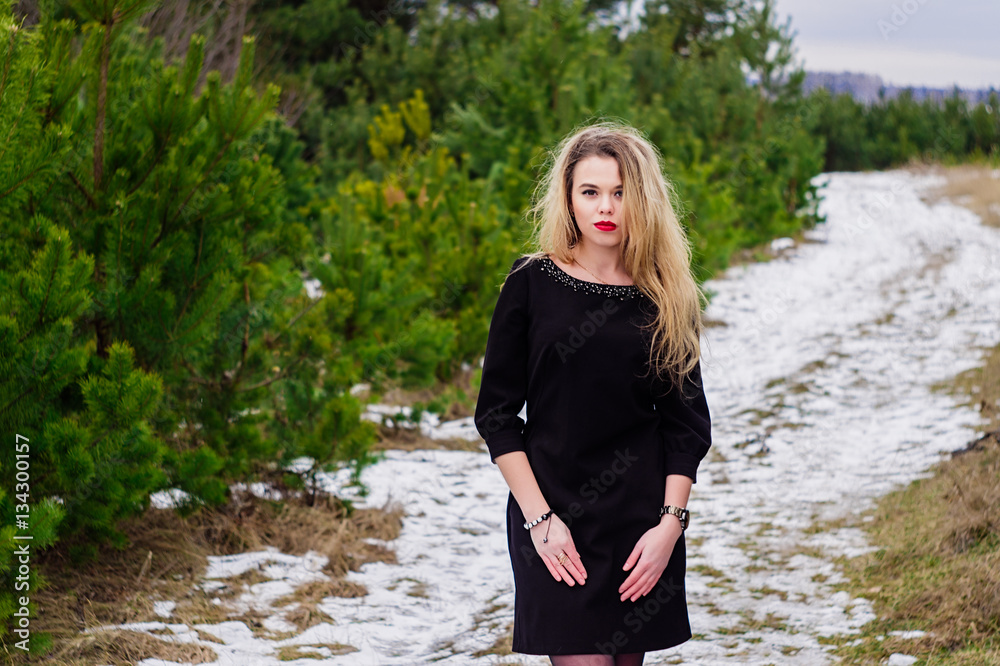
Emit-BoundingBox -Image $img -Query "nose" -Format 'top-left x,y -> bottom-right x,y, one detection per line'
600,195 -> 614,215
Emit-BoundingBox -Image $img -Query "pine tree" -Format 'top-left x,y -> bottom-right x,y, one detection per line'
1,0 -> 379,649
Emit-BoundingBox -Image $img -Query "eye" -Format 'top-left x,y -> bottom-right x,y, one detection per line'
615,191 -> 623,198
582,189 -> 596,196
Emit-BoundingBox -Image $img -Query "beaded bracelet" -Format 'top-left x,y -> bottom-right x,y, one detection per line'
523,510 -> 553,531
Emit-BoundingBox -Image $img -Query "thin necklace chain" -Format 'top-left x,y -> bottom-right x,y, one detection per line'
572,255 -> 626,286
573,258 -> 608,284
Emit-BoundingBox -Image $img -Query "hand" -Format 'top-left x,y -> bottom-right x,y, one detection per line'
528,513 -> 587,586
619,518 -> 682,602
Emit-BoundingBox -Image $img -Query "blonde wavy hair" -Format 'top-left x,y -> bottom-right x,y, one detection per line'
512,120 -> 706,394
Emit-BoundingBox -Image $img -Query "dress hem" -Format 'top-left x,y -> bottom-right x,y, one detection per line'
511,632 -> 692,656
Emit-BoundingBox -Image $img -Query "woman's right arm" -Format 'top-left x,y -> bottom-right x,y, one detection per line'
495,451 -> 588,586
493,451 -> 550,522
473,258 -> 585,585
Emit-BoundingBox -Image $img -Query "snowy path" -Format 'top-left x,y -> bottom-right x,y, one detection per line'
121,170 -> 1000,665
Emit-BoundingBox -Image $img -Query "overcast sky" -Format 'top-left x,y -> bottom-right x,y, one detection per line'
771,0 -> 1000,89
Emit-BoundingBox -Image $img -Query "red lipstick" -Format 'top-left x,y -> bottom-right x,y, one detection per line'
595,222 -> 617,231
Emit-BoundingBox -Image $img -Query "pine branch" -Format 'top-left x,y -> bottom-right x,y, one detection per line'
170,284 -> 227,344
125,137 -> 170,198
240,354 -> 307,392
285,292 -> 324,330
0,24 -> 16,112
93,17 -> 115,191
174,220 -> 206,325
31,239 -> 62,340
0,163 -> 47,202
163,140 -> 233,233
66,170 -> 97,209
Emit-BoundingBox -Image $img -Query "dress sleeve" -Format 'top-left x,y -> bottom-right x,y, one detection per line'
653,358 -> 712,483
475,257 -> 531,463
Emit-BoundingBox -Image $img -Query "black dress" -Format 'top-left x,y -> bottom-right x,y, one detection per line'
474,254 -> 712,656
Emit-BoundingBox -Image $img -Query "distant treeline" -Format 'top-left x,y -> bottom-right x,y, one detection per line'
808,87 -> 1000,171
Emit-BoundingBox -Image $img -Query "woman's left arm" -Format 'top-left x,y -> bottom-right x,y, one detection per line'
619,360 -> 711,602
618,474 -> 691,602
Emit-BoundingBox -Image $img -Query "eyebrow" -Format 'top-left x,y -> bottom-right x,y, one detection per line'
578,183 -> 623,189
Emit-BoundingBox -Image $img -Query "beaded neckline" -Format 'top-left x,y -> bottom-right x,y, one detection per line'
539,255 -> 643,300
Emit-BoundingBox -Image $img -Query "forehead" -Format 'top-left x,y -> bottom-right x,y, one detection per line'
572,155 -> 621,186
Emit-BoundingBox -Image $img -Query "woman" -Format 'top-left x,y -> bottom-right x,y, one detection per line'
473,120 -> 713,665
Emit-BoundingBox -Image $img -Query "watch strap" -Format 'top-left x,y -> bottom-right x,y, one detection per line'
659,504 -> 689,530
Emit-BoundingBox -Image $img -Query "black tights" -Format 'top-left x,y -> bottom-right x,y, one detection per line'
550,653 -> 644,666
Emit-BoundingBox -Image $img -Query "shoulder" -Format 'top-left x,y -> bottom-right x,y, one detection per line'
511,253 -> 548,272
504,253 -> 546,283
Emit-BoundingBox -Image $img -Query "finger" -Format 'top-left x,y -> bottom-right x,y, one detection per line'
619,569 -> 643,596
542,555 -> 563,583
564,556 -> 586,585
620,568 -> 655,600
632,576 -> 656,602
550,551 -> 576,585
619,557 -> 648,593
555,559 -> 576,586
622,575 -> 650,602
569,552 -> 587,580
622,542 -> 643,572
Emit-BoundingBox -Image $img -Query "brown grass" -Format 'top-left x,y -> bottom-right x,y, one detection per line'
472,624 -> 514,659
830,163 -> 1000,664
50,628 -> 219,665
377,364 -> 480,420
372,424 -> 484,453
21,490 -> 403,665
914,163 -> 1000,228
833,346 -> 1000,662
369,363 -> 488,452
275,643 -> 357,660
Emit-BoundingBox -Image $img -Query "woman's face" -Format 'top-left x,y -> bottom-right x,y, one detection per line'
568,155 -> 624,250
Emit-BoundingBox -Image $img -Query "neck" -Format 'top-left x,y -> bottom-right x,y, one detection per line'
573,242 -> 624,276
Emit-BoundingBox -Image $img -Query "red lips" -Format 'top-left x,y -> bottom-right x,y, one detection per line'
595,222 -> 617,231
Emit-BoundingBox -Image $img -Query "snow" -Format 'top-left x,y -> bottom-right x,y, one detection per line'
153,601 -> 176,618
150,488 -> 193,509
97,170 -> 1000,664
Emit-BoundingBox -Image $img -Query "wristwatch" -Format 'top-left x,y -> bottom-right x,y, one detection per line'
659,505 -> 689,531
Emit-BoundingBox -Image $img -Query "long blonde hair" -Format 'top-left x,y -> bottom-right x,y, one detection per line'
512,119 -> 706,393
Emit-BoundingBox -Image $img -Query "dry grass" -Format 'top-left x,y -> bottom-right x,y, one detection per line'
370,363 -> 488,452
377,364 -> 480,419
833,345 -> 1000,663
47,628 -> 219,665
372,424 -> 484,453
275,643 -> 357,660
21,491 -> 403,665
830,163 -> 1000,663
472,625 -> 514,658
914,162 -> 1000,228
